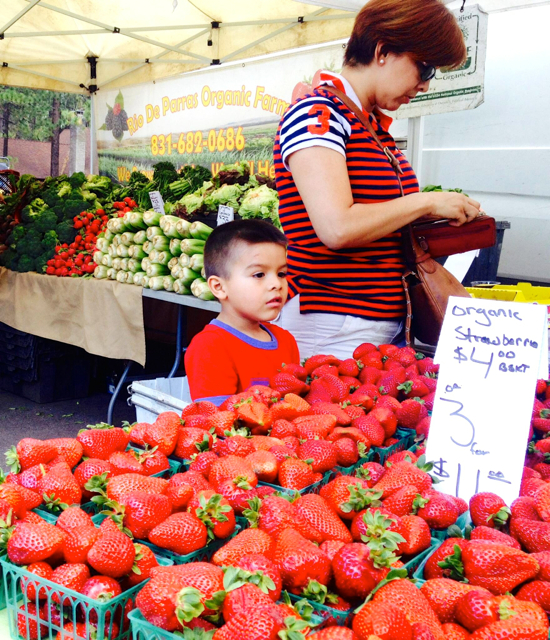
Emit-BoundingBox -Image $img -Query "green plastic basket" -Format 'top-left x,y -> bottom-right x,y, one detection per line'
257,470 -> 333,497
402,537 -> 441,577
412,538 -> 445,583
128,607 -> 325,639
285,593 -> 353,627
0,553 -> 6,611
30,509 -> 59,525
334,451 -> 374,476
371,432 -> 416,465
1,552 -> 173,640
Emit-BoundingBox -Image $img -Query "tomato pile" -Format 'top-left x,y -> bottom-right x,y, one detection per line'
113,197 -> 137,217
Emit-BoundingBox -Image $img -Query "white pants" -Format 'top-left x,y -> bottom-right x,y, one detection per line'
273,295 -> 404,361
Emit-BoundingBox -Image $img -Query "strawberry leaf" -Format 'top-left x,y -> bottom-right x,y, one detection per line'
437,543 -> 467,582
175,586 -> 205,623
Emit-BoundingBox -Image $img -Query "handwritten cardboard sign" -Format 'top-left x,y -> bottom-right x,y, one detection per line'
426,296 -> 548,505
217,205 -> 235,226
149,191 -> 165,214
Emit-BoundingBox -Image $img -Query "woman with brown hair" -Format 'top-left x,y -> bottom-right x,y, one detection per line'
273,0 -> 482,359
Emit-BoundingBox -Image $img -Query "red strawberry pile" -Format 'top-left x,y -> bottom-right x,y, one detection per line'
3,425 -> 172,515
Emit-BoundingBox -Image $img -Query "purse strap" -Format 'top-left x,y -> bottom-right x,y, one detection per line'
323,86 -> 428,264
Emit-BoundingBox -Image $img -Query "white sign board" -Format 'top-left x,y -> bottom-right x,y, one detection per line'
394,5 -> 488,119
149,191 -> 165,214
425,296 -> 548,505
217,205 -> 235,226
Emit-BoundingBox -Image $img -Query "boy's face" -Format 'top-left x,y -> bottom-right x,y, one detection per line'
209,242 -> 288,323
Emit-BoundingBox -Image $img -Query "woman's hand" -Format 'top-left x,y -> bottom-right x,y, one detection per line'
420,191 -> 482,226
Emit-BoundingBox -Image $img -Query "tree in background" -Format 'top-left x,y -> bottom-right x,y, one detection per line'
0,87 -> 90,175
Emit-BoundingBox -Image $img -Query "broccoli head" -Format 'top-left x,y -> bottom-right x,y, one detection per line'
18,232 -> 44,258
56,220 -> 77,245
62,197 -> 89,221
21,198 -> 48,225
82,176 -> 113,200
34,255 -> 50,274
34,209 -> 57,234
129,171 -> 149,187
58,182 -> 72,199
16,255 -> 36,273
42,230 -> 59,253
8,225 -> 27,245
69,172 -> 86,189
0,248 -> 16,268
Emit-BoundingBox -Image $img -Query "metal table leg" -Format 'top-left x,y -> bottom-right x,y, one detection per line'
168,306 -> 187,379
107,360 -> 132,424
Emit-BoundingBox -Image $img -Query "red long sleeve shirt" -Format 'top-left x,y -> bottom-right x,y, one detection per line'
184,319 -> 300,404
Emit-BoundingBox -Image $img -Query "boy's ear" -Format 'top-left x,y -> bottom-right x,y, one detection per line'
207,275 -> 227,301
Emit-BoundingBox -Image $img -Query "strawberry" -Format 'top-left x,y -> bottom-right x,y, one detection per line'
143,415 -> 180,456
397,513 -> 432,556
140,448 -> 170,476
424,538 -> 470,580
332,542 -> 385,601
119,490 -> 172,539
247,494 -> 323,543
372,577 -> 445,640
358,366 -> 383,386
217,476 -> 258,515
415,416 -> 431,440
212,527 -> 274,566
268,444 -> 297,463
396,399 -> 428,429
312,374 -> 348,403
304,354 -> 340,374
0,483 -> 30,518
353,343 -> 378,359
127,543 -> 159,586
189,451 -> 219,477
270,419 -> 297,438
55,506 -> 93,533
207,411 -> 236,436
470,525 -> 520,548
5,438 -> 57,473
298,440 -> 338,473
378,372 -> 403,398
294,414 -> 336,440
214,434 -> 255,458
311,402 -> 352,426
369,406 -> 398,439
278,458 -> 315,490
270,372 -> 309,396
382,485 -> 423,517
188,490 -> 236,539
137,562 -> 224,629
129,422 -> 148,446
352,600 -> 413,640
209,455 -> 257,489
63,525 -> 99,564
354,415 -> 386,446
279,362 -> 308,381
359,352 -> 384,371
470,493 -> 511,529
8,522 -> 64,564
454,589 -> 497,632
237,400 -> 272,432
108,450 -> 143,475
461,541 -> 540,594
148,512 -> 208,556
235,552 -> 283,601
222,582 -> 274,619
295,493 -> 353,543
421,578 -> 488,624
167,471 -> 209,509
47,438 -> 84,468
398,378 -> 430,398
76,424 -> 130,460
87,523 -> 135,577
175,427 -> 212,460
213,605 -> 286,640
245,450 -> 278,483
416,492 -> 459,530
21,562 -> 53,600
274,527 -> 332,594
471,612 -> 548,640
385,450 -> 418,466
510,518 -> 550,552
320,475 -> 376,519
532,551 -> 550,580
356,461 -> 386,486
338,358 -> 360,377
417,357 -> 439,376
334,438 -> 359,467
185,414 -> 211,430
373,460 -> 432,498
73,458 -> 115,499
50,563 -> 90,601
17,602 -> 46,640
38,464 -> 82,510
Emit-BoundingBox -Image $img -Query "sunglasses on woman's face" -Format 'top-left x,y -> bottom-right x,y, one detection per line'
417,61 -> 436,82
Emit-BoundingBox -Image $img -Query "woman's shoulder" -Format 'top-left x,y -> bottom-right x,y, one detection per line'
280,88 -> 347,125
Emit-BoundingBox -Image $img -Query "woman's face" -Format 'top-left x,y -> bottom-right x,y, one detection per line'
373,52 -> 432,111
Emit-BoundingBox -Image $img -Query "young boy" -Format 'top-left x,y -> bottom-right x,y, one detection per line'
184,219 -> 300,405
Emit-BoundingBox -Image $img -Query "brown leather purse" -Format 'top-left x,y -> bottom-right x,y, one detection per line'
325,87 -> 473,346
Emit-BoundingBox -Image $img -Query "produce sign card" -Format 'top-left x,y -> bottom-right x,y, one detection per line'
217,205 -> 234,226
149,191 -> 165,214
426,296 -> 548,505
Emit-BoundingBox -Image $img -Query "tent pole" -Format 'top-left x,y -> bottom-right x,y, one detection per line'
407,116 -> 425,188
90,92 -> 97,175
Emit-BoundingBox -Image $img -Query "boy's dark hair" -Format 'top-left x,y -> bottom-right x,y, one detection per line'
204,219 -> 287,279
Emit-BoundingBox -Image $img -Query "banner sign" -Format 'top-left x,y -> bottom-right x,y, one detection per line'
96,44 -> 345,182
425,296 -> 548,505
394,5 -> 488,119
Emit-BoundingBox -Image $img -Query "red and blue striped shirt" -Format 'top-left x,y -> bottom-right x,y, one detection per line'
274,72 -> 420,320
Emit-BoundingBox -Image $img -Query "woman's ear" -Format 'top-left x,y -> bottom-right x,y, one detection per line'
374,42 -> 386,66
207,275 -> 227,301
